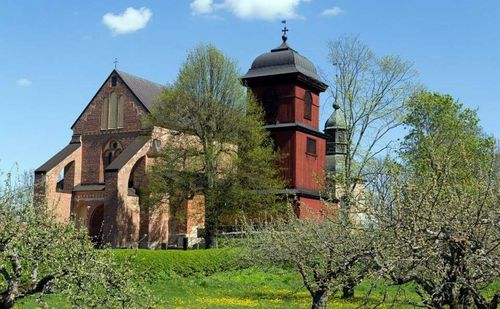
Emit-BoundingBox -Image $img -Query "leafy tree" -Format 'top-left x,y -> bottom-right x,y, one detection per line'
246,210 -> 376,309
147,44 -> 283,248
0,172 -> 152,309
324,35 -> 416,298
373,91 -> 499,308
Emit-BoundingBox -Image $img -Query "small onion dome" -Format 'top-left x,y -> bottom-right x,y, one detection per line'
242,41 -> 327,92
325,103 -> 346,130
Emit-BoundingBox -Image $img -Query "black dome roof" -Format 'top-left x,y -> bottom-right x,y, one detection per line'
242,41 -> 323,84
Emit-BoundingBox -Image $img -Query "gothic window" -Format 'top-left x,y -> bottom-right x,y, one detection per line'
101,92 -> 125,130
102,139 -> 123,167
111,75 -> 117,87
117,95 -> 125,127
108,92 -> 117,128
304,91 -> 312,120
101,97 -> 109,130
306,137 -> 317,155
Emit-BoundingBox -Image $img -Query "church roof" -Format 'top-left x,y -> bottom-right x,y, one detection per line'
35,141 -> 80,173
243,42 -> 320,80
325,104 -> 346,130
242,40 -> 327,91
115,70 -> 165,111
105,135 -> 150,172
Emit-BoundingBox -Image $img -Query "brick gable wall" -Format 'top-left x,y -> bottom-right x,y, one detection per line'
72,73 -> 149,184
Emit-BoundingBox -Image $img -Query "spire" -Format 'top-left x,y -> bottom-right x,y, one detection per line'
325,100 -> 345,130
281,20 -> 288,43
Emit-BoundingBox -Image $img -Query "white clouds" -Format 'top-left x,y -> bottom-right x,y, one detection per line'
321,6 -> 343,16
191,0 -> 215,15
224,0 -> 302,20
17,79 -> 32,87
190,0 -> 308,20
102,7 -> 152,35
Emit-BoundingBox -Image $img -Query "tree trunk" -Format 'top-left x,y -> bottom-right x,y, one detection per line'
1,254 -> 21,309
0,297 -> 15,309
204,222 -> 218,249
0,284 -> 18,309
311,290 -> 329,309
341,280 -> 355,299
203,151 -> 218,249
203,185 -> 218,249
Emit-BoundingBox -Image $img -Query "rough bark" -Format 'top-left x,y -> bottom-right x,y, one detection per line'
341,280 -> 355,299
311,290 -> 329,309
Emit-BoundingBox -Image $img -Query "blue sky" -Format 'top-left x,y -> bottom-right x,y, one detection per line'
1,0 -> 499,173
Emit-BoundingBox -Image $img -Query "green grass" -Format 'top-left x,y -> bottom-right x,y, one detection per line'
145,267 -> 429,308
18,267 -> 413,308
16,249 -> 499,308
112,247 -> 251,279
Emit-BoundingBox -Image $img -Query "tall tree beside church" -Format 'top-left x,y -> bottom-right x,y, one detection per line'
325,35 -> 416,212
147,44 -> 283,248
323,35 -> 416,298
372,91 -> 499,308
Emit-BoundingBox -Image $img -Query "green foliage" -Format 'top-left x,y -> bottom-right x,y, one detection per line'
0,172 -> 154,309
146,43 -> 284,247
374,90 -> 499,308
112,248 -> 251,280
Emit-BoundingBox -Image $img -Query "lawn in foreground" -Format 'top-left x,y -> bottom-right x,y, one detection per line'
16,249 -> 499,308
145,267 -> 426,309
18,267 -> 421,308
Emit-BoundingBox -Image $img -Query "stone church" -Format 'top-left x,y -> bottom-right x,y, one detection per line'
35,34 -> 344,248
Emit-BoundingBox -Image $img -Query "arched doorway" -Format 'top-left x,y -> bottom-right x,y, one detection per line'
88,205 -> 104,247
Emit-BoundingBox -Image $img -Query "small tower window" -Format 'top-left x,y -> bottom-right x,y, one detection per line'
261,89 -> 279,118
306,137 -> 317,155
304,91 -> 312,120
111,75 -> 117,87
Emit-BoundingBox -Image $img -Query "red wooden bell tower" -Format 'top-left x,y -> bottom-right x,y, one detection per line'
242,28 -> 328,217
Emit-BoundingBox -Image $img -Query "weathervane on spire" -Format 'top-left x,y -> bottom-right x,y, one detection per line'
114,58 -> 118,70
281,20 -> 288,43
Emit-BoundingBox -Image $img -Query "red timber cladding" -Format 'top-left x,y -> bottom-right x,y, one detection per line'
296,197 -> 324,218
294,131 -> 325,191
271,130 -> 295,187
250,83 -> 296,124
294,85 -> 320,130
72,74 -> 148,184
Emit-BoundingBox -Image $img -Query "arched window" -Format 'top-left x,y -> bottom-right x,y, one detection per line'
117,95 -> 124,127
102,139 -> 123,167
304,91 -> 312,120
128,157 -> 146,196
101,91 -> 124,130
56,161 -> 75,192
